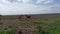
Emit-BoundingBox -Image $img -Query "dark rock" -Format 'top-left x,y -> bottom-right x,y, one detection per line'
18,30 -> 22,34
4,28 -> 8,30
8,26 -> 11,28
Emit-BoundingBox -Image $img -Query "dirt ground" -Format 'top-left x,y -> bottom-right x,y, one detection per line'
0,14 -> 60,34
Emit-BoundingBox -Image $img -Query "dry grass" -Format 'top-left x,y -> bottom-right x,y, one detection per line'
0,14 -> 60,34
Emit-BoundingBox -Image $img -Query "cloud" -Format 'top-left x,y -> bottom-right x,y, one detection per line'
2,0 -> 30,4
36,0 -> 53,4
42,5 -> 60,13
0,0 -> 60,15
1,0 -> 54,4
0,3 -> 42,15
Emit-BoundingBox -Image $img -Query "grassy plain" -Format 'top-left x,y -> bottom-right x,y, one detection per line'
0,14 -> 60,34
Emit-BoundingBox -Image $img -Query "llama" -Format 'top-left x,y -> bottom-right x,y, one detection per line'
18,15 -> 31,21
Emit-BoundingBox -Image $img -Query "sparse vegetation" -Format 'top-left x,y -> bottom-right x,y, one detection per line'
0,29 -> 15,34
1,14 -> 60,34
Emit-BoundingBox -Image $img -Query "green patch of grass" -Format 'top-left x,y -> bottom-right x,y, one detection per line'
1,18 -> 60,34
32,18 -> 60,34
0,29 -> 15,34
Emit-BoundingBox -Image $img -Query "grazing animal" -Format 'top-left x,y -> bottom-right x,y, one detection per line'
18,15 -> 31,21
18,15 -> 24,20
25,15 -> 31,19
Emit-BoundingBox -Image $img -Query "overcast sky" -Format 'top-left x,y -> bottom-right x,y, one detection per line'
0,0 -> 60,15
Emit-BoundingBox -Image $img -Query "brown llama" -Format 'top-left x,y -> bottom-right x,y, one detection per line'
18,15 -> 31,21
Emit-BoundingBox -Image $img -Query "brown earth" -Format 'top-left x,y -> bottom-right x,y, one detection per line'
0,13 -> 60,34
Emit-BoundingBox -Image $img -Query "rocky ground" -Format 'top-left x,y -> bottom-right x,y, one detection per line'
0,13 -> 60,34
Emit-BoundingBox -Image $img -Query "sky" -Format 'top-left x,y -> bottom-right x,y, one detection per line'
0,0 -> 60,15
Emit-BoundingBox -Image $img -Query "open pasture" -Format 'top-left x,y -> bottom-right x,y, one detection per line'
0,14 -> 60,34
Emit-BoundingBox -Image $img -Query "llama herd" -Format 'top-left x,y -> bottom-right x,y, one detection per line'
18,15 -> 31,20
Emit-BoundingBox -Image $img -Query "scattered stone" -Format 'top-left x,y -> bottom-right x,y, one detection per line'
18,30 -> 22,34
4,28 -> 8,30
8,26 -> 11,28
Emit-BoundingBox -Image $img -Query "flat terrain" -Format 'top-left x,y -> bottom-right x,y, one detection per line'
0,14 -> 60,34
